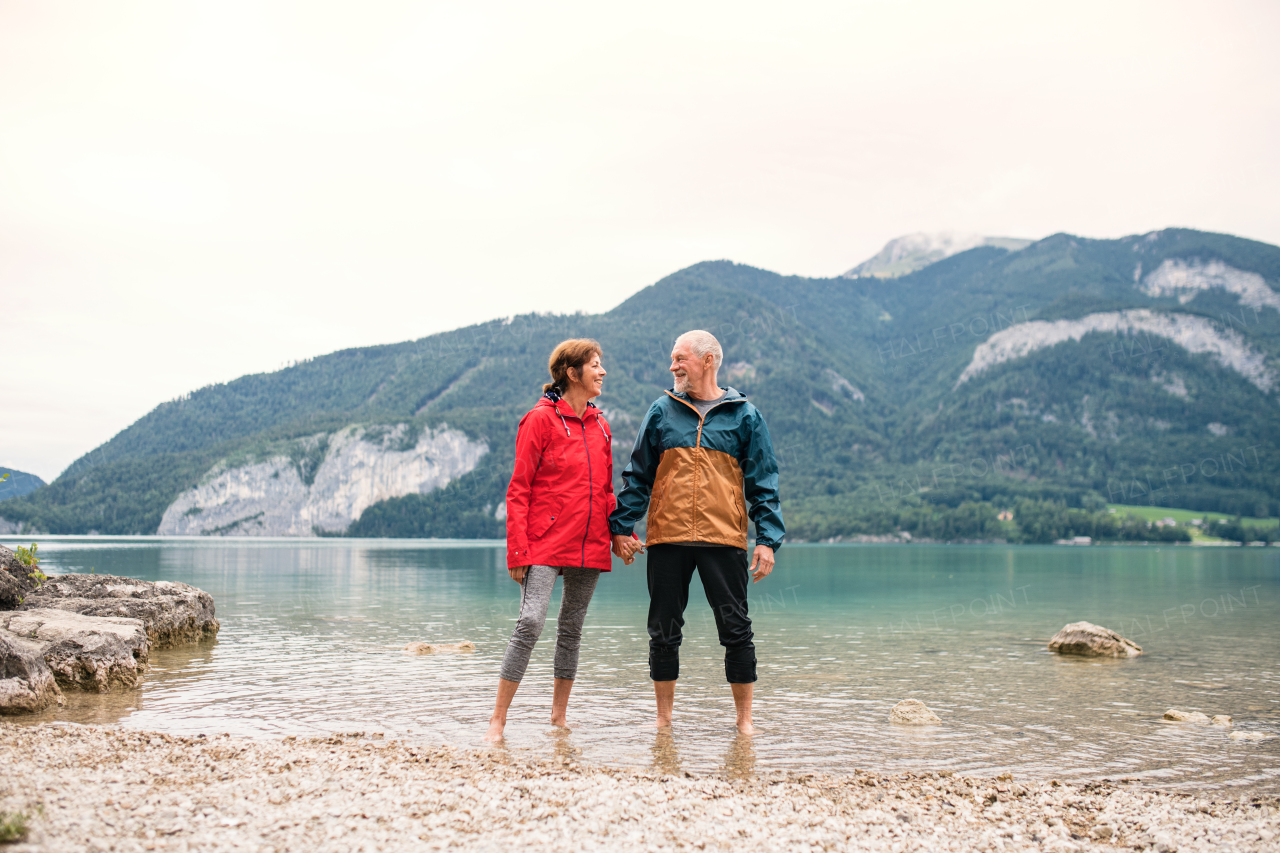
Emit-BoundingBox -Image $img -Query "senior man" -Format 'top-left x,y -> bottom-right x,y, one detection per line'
609,330 -> 784,734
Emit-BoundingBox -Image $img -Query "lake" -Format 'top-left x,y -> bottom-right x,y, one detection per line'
10,537 -> 1280,794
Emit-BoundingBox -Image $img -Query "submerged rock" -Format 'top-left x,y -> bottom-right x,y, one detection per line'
0,545 -> 38,610
403,641 -> 476,655
19,574 -> 219,649
1228,730 -> 1272,741
0,609 -> 149,692
0,628 -> 63,714
889,699 -> 941,724
1047,621 -> 1142,657
1164,709 -> 1212,724
1211,714 -> 1234,727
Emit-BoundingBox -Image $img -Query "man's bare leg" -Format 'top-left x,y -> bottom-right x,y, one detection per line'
550,677 -> 573,728
484,678 -> 519,742
654,680 -> 675,727
731,682 -> 754,735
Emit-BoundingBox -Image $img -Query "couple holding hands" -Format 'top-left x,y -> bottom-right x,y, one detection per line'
485,330 -> 785,742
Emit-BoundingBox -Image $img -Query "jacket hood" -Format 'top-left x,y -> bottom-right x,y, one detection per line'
535,394 -> 602,420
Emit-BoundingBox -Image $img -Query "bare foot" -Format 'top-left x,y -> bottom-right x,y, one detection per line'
484,718 -> 506,743
736,720 -> 755,736
549,716 -> 570,730
655,716 -> 672,729
486,678 -> 519,743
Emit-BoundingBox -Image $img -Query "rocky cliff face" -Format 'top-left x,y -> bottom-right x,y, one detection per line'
955,309 -> 1276,392
1140,259 -> 1280,311
157,424 -> 487,536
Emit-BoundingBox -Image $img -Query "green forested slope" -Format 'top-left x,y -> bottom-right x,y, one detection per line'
5,228 -> 1278,540
0,468 -> 46,502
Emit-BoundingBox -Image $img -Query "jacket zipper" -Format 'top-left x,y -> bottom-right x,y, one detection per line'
579,417 -> 593,567
667,391 -> 740,543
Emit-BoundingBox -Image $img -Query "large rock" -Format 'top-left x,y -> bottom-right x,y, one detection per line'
1163,709 -> 1234,727
20,575 -> 219,649
1047,621 -> 1142,657
889,699 -> 942,725
1163,708 -> 1212,724
0,545 -> 38,610
0,628 -> 63,714
0,609 -> 150,692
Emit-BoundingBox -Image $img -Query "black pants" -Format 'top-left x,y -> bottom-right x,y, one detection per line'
646,543 -> 756,684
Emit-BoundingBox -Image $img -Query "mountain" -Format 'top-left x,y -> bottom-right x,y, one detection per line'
844,232 -> 1033,278
3,228 -> 1278,542
0,468 -> 46,502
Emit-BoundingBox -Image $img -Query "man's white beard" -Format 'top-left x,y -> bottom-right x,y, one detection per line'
673,374 -> 690,393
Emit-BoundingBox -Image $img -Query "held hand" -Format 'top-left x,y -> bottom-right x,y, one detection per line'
612,534 -> 645,565
749,545 -> 775,583
508,565 -> 529,583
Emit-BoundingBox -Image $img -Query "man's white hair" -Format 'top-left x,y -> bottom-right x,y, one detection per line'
675,330 -> 723,372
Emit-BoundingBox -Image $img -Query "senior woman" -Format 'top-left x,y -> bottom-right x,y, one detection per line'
484,338 -> 628,742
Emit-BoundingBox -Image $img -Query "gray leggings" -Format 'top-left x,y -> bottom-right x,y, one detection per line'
499,565 -> 600,682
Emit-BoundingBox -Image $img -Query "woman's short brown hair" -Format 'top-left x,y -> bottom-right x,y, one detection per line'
544,338 -> 602,394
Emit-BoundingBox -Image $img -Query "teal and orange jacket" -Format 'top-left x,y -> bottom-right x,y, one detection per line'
608,387 -> 785,551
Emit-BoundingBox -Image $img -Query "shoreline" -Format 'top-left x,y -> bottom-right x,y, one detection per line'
2,723 -> 1277,852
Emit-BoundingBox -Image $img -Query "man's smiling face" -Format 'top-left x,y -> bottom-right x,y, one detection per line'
670,341 -> 706,394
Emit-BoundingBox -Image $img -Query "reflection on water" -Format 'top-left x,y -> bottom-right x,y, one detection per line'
723,732 -> 756,780
651,728 -> 680,776
8,537 -> 1280,794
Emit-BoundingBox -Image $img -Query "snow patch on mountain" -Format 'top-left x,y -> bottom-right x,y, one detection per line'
1141,259 -> 1280,311
843,232 -> 1032,279
157,424 -> 487,536
955,310 -> 1275,392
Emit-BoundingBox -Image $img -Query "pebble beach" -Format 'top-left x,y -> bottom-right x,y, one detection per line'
2,723 -> 1277,852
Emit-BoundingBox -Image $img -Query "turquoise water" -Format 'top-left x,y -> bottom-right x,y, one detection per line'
10,537 -> 1280,793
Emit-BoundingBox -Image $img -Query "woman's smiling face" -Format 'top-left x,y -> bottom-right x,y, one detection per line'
570,353 -> 606,399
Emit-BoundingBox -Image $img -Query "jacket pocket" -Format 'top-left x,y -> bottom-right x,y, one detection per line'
529,500 -> 563,540
648,475 -> 670,531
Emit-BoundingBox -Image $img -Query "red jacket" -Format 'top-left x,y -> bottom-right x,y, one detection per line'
506,395 -> 616,571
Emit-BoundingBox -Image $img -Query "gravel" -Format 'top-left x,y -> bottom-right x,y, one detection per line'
2,723 -> 1277,852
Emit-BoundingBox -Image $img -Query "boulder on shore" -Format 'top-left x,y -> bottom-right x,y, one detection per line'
18,574 -> 219,649
889,699 -> 942,725
0,628 -> 64,714
0,609 -> 150,692
0,545 -> 38,610
1047,621 -> 1142,657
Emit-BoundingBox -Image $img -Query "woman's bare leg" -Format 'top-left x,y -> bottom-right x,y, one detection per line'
550,677 -> 574,728
485,678 -> 520,742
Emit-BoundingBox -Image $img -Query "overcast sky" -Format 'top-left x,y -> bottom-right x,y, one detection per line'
3,0 -> 1278,482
